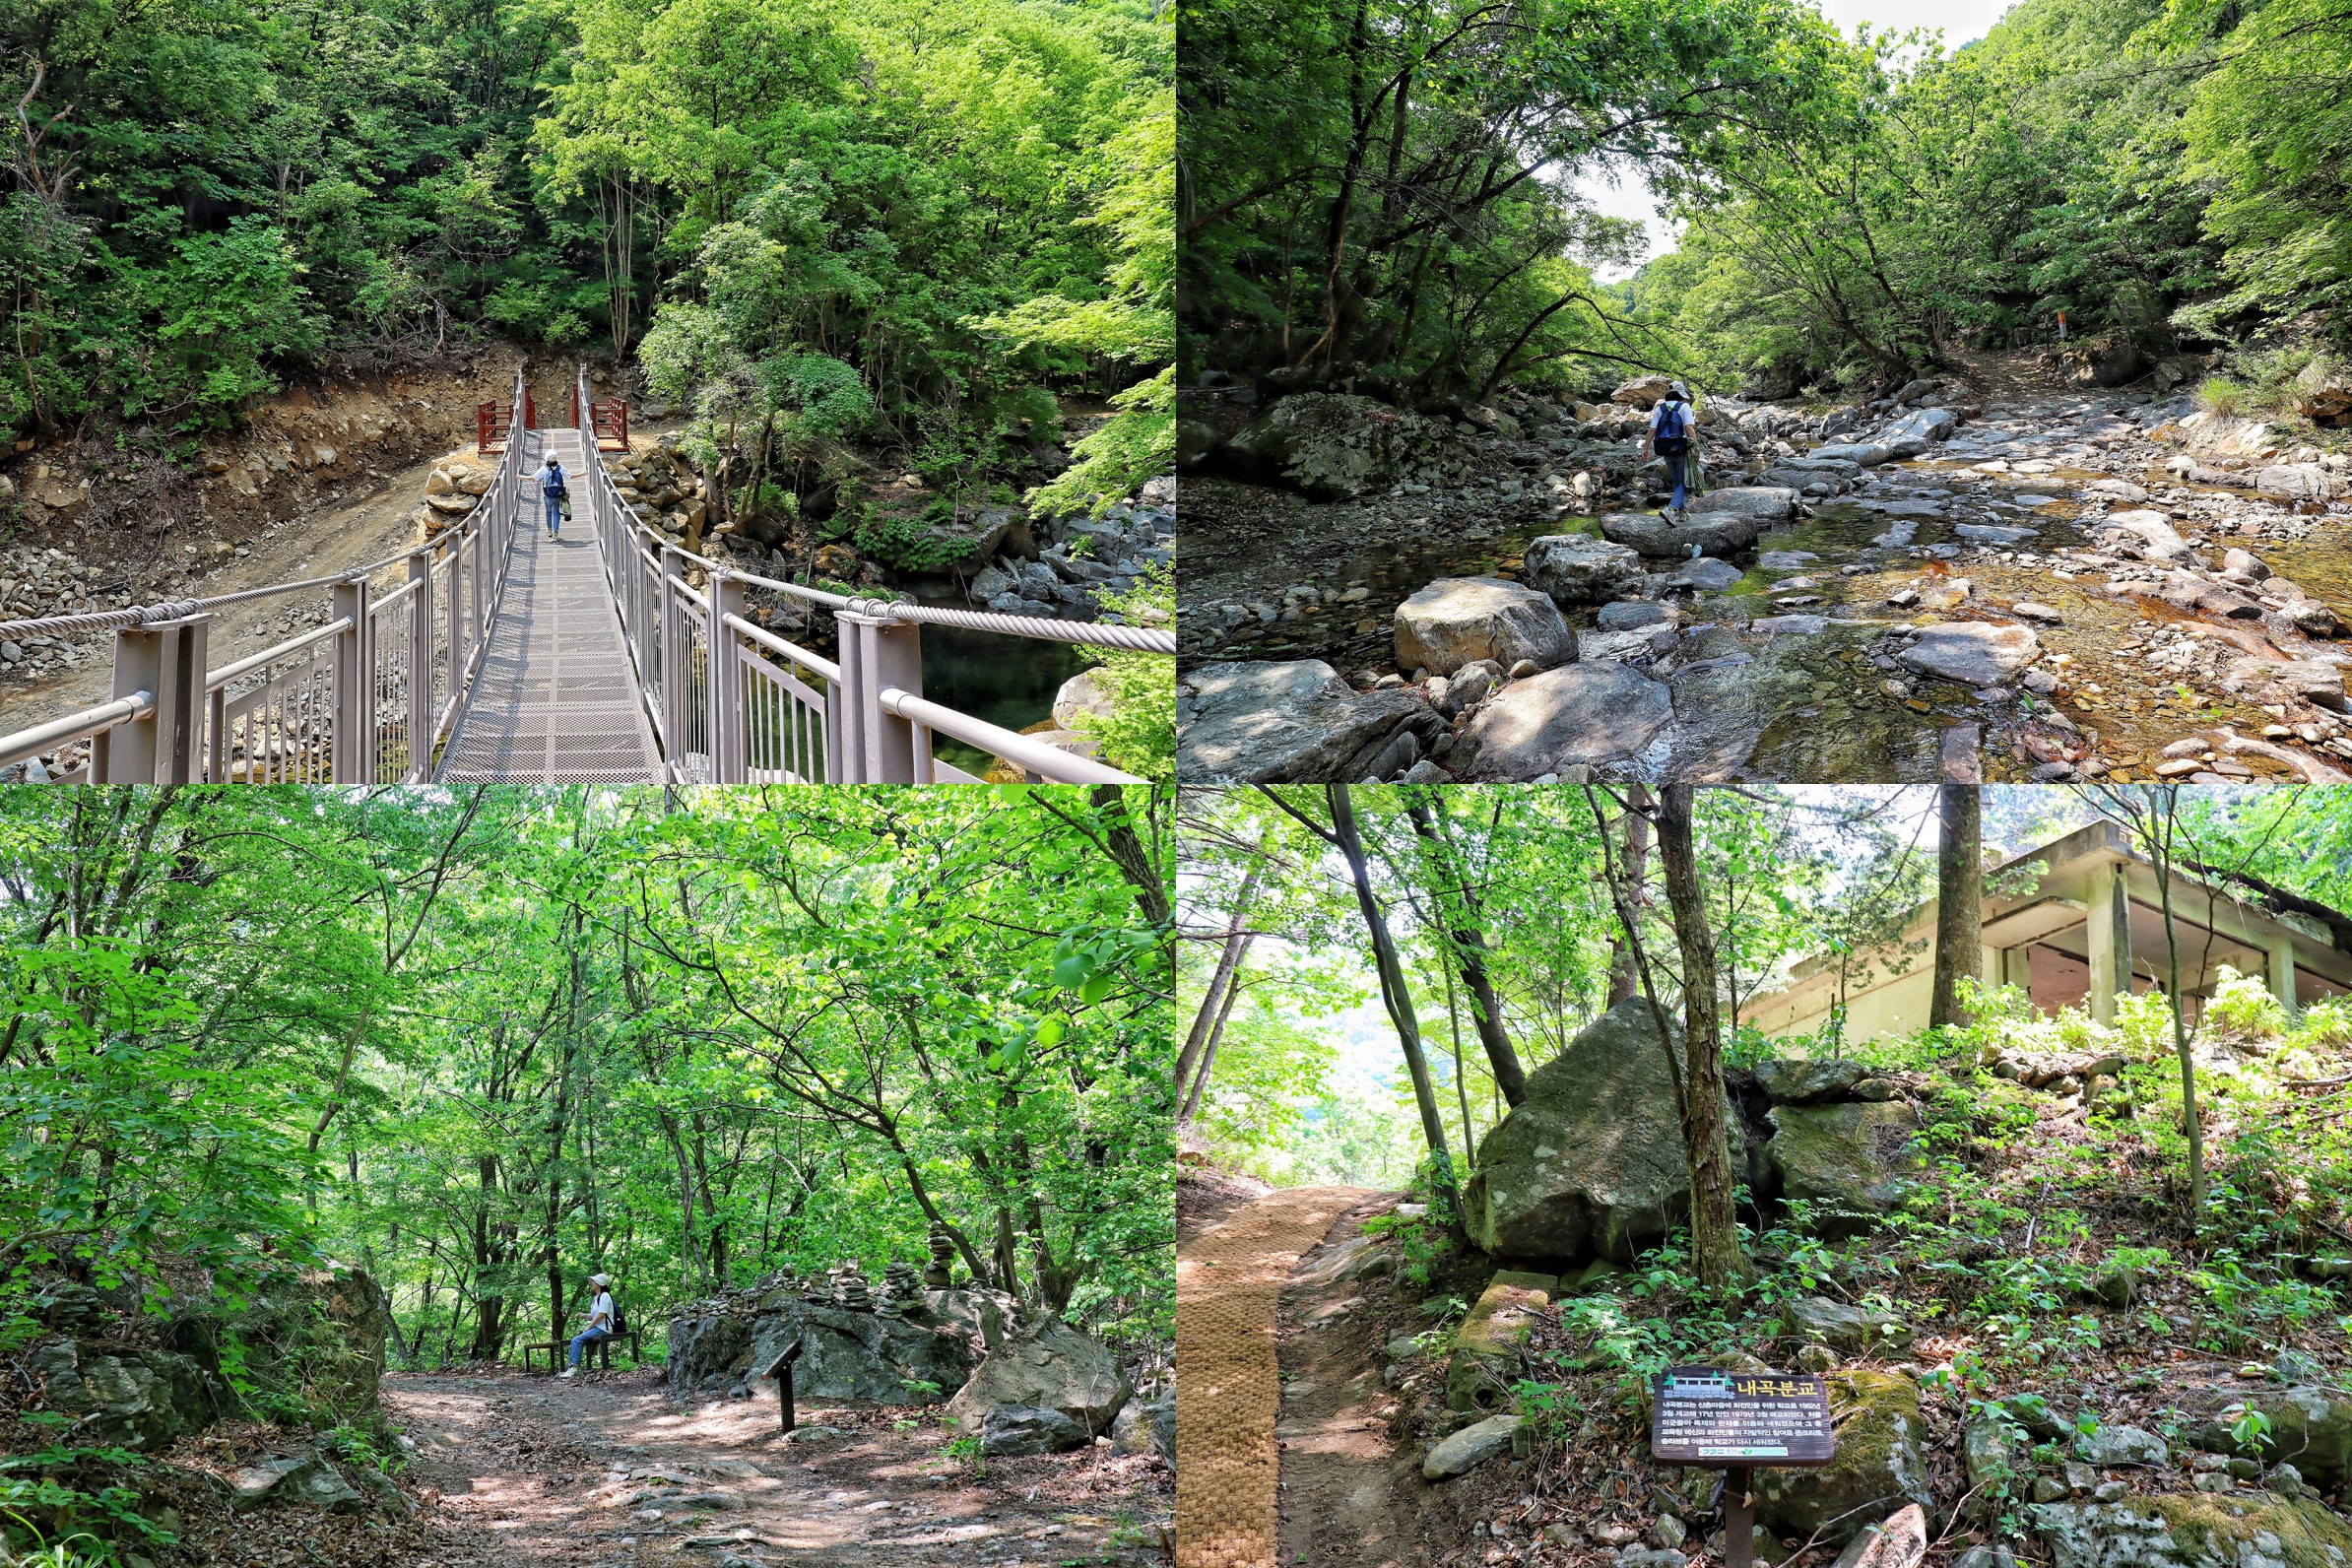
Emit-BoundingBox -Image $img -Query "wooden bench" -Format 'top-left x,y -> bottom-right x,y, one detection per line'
523,1329 -> 643,1374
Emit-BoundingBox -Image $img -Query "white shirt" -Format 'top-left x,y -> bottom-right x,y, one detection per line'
589,1290 -> 615,1331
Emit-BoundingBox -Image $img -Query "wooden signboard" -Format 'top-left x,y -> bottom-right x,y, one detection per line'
1651,1367 -> 1836,1568
756,1338 -> 807,1433
1651,1367 -> 1835,1466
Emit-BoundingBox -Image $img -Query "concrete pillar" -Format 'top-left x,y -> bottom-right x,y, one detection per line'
2269,936 -> 2301,1018
2087,863 -> 2121,1024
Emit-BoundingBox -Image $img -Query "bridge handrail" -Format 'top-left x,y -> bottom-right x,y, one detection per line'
720,613 -> 841,684
202,617 -> 354,689
0,690 -> 154,771
877,686 -> 1143,785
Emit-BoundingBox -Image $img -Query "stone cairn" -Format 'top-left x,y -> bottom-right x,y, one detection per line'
879,1261 -> 921,1316
924,1223 -> 955,1289
831,1261 -> 875,1312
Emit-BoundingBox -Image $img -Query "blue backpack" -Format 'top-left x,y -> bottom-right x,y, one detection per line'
542,461 -> 567,496
1654,399 -> 1691,451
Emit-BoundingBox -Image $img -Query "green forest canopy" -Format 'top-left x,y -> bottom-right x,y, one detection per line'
1,0 -> 1172,517
1178,0 -> 2352,403
0,784 -> 1176,1377
1181,785 -> 2352,1190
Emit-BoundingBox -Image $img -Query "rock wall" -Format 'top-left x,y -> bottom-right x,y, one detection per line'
664,1286 -> 1013,1403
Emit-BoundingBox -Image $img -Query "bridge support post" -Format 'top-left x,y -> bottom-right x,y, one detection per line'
709,572 -> 746,783
331,577 -> 369,784
95,614 -> 209,784
838,610 -> 923,784
660,544 -> 686,758
408,553 -> 433,782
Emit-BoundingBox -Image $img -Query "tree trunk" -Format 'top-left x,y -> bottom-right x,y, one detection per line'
1606,787 -> 1653,1007
2153,840 -> 2205,1214
1327,785 -> 1463,1229
1928,784 -> 1982,1030
1176,853 -> 1264,1099
1405,798 -> 1528,1105
1655,784 -> 1754,1291
1181,936 -> 1252,1122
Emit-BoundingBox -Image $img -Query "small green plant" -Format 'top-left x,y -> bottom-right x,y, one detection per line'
902,1378 -> 944,1401
2207,968 -> 2288,1038
2199,377 -> 2249,417
2232,1406 -> 2274,1454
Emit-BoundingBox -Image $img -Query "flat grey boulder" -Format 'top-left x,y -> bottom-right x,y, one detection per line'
1458,663 -> 1672,779
1897,623 -> 2041,686
1688,486 -> 1801,522
2259,464 -> 2338,501
1752,615 -> 1829,636
980,1404 -> 1091,1456
1602,510 -> 1762,559
1524,534 -> 1644,606
1879,408 -> 1957,444
1598,601 -> 1675,631
666,1289 -> 1000,1402
1810,441 -> 1895,466
1178,660 -> 1441,783
2274,661 -> 2349,713
946,1319 -> 1131,1436
1756,1057 -> 1868,1104
2075,1424 -> 2169,1466
26,1339 -> 216,1451
1462,998 -> 1742,1261
1953,524 -> 2040,546
1395,577 -> 1575,676
229,1452 -> 366,1514
1423,1412 -> 1522,1480
2103,510 -> 2189,559
1659,557 -> 1745,592
1784,1294 -> 1913,1352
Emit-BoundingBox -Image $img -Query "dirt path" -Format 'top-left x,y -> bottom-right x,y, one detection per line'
1173,1185 -> 1372,1568
382,1368 -> 1166,1568
1,442 -> 460,733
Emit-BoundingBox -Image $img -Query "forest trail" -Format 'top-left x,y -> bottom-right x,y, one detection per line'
1173,1184 -> 1376,1568
383,1369 -> 1162,1568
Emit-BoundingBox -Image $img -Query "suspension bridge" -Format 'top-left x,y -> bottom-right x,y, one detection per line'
0,366 -> 1173,785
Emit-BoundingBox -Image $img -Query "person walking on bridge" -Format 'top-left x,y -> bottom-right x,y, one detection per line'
1642,380 -> 1697,521
537,453 -> 568,540
559,1273 -> 617,1378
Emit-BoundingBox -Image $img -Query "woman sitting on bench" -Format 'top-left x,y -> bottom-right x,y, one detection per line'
560,1274 -> 617,1378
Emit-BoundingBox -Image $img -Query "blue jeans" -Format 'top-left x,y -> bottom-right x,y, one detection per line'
1661,447 -> 1689,510
544,492 -> 563,535
567,1327 -> 613,1366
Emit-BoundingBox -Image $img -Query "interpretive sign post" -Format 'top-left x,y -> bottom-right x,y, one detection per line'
1651,1367 -> 1835,1568
756,1338 -> 807,1433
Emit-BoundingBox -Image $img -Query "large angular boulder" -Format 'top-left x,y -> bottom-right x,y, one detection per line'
1767,1101 -> 1926,1237
945,1319 -> 1131,1437
666,1289 -> 1000,1403
1601,510 -> 1762,559
1220,393 -> 1467,499
1394,577 -> 1575,677
1445,1273 -> 1554,1412
1879,408 -> 1957,445
2294,359 -> 2352,427
1424,1412 -> 1523,1480
2181,1385 -> 2352,1486
1755,1057 -> 1868,1104
1611,376 -> 1678,410
1896,624 -> 2042,687
2259,465 -> 2338,501
1753,1371 -> 1933,1546
1178,660 -> 1443,783
2103,511 -> 2190,559
1524,534 -> 1644,606
1111,1391 -> 1175,1464
228,1451 -> 366,1514
1457,663 -> 1674,780
2033,1494 -> 2352,1568
28,1339 -> 217,1451
1687,487 -> 1800,523
1462,998 -> 1740,1263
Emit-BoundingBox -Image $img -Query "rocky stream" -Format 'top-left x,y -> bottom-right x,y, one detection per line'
1178,371 -> 2352,784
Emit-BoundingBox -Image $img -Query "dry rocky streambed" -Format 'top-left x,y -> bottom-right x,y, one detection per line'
1178,375 -> 2352,783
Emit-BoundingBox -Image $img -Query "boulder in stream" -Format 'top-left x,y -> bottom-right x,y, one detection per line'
1395,577 -> 1575,677
1896,623 -> 2042,687
1688,486 -> 1801,522
2259,464 -> 2338,501
1457,663 -> 1673,779
2103,511 -> 2190,559
1524,534 -> 1644,606
1810,441 -> 1895,466
1601,510 -> 1762,559
1178,660 -> 1444,782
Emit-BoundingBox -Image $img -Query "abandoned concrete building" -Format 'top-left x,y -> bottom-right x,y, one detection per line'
1743,818 -> 2352,1044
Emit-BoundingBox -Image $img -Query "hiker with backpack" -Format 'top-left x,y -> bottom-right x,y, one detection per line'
560,1273 -> 621,1377
537,453 -> 568,539
1642,380 -> 1698,520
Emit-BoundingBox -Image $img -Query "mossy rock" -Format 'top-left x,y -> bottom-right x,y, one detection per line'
2033,1493 -> 2352,1568
1445,1275 -> 1551,1413
1753,1370 -> 1932,1545
1766,1100 -> 1927,1238
2184,1386 -> 2352,1488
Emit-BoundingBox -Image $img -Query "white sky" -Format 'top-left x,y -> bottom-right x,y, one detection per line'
1575,0 -> 2022,280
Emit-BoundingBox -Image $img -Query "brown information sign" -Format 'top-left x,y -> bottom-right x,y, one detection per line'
1651,1366 -> 1835,1466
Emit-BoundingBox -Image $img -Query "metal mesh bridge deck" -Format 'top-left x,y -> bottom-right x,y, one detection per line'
434,429 -> 660,783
